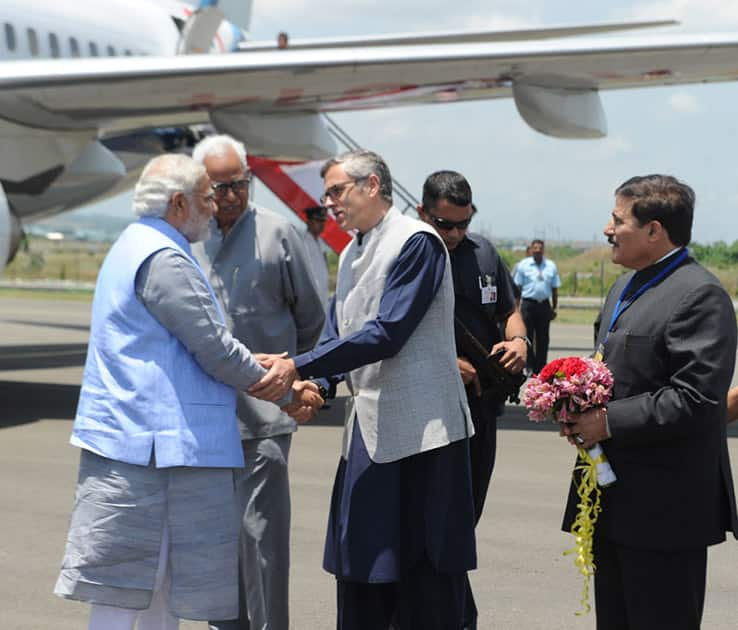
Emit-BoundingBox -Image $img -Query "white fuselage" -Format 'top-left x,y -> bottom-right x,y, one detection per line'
0,0 -> 179,61
0,0 -> 239,225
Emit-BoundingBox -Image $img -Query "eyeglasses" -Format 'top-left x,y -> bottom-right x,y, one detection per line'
320,178 -> 366,205
425,211 -> 472,231
211,175 -> 252,198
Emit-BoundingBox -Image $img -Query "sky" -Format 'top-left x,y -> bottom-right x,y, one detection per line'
93,0 -> 738,244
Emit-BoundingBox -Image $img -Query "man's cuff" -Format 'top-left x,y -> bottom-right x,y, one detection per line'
293,352 -> 314,379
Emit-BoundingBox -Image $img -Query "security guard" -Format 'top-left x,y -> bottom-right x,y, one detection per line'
418,171 -> 528,629
418,171 -> 528,522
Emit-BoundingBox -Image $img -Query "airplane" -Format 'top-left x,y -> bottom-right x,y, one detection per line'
4,0 -> 738,266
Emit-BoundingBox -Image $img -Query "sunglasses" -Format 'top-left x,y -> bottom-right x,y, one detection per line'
425,210 -> 472,231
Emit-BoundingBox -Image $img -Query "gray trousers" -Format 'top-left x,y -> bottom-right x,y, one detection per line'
210,434 -> 292,630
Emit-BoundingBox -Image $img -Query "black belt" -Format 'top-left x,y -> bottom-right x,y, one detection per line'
522,297 -> 550,304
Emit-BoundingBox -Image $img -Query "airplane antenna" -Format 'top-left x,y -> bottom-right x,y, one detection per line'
322,114 -> 420,215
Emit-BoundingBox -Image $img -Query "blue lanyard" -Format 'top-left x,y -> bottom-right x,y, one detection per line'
607,248 -> 689,334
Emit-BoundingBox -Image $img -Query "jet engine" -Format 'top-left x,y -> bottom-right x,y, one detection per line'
0,184 -> 24,273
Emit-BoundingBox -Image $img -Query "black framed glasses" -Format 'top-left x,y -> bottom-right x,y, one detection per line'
425,211 -> 472,231
320,177 -> 366,205
211,175 -> 252,198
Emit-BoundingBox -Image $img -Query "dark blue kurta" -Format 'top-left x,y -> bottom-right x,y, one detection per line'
295,233 -> 477,582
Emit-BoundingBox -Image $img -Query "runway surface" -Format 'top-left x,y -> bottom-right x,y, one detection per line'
2,297 -> 738,629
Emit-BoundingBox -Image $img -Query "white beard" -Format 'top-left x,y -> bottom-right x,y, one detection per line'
181,212 -> 211,243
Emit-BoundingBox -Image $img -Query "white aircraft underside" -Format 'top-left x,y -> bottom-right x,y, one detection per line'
2,0 -> 738,268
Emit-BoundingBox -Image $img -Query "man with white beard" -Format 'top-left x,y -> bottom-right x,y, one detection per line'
54,154 -> 321,630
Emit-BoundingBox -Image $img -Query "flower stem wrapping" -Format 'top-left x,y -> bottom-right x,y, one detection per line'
564,446 -> 603,615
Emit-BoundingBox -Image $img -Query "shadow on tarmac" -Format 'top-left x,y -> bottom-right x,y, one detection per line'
311,399 -> 565,432
0,381 -> 80,428
308,397 -> 738,438
0,343 -> 88,371
3,379 -> 738,438
0,319 -> 90,333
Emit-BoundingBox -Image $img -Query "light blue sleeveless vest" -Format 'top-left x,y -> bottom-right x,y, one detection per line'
72,217 -> 243,468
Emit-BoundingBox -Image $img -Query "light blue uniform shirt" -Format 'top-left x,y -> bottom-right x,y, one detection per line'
513,256 -> 561,301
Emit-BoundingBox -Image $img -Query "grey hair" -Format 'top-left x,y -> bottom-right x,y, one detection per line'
132,154 -> 207,218
192,134 -> 248,171
320,149 -> 393,203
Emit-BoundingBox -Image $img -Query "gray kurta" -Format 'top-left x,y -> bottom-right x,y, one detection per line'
302,229 -> 330,310
193,205 -> 325,439
55,451 -> 240,620
56,246 -> 285,620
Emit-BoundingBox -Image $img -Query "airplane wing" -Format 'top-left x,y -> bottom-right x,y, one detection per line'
238,20 -> 679,50
4,30 -> 738,156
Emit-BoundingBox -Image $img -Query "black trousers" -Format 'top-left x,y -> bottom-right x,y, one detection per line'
593,535 -> 707,630
520,298 -> 552,373
459,393 -> 500,630
467,393 -> 498,525
335,555 -> 470,630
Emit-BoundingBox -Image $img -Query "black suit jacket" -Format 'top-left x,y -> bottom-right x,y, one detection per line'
563,255 -> 738,550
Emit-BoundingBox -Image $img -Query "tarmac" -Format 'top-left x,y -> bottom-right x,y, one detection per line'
2,296 -> 738,630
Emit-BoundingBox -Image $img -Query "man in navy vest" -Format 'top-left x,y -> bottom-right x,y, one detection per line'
54,154 -> 321,630
255,150 -> 477,629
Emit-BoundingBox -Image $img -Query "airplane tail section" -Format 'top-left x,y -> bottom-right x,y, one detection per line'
173,1 -> 250,53
248,156 -> 351,254
216,0 -> 253,35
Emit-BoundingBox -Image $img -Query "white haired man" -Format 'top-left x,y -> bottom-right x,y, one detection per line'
191,135 -> 325,630
256,150 -> 477,629
54,154 -> 321,630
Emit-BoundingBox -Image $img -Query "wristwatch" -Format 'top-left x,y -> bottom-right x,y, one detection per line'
510,335 -> 532,349
312,381 -> 330,400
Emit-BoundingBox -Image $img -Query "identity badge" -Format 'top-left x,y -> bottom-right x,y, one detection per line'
481,284 -> 497,304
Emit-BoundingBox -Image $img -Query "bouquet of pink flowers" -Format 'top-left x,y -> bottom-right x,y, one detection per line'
523,356 -> 616,486
523,355 -> 616,614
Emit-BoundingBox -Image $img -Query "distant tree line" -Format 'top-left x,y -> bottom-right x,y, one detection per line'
690,241 -> 738,268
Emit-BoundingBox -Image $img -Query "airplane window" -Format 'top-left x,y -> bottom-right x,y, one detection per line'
69,37 -> 80,57
49,32 -> 59,58
107,44 -> 115,56
27,28 -> 38,57
4,23 -> 16,52
89,41 -> 98,57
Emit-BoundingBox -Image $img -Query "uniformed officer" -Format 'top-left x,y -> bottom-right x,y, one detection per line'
417,171 -> 528,521
417,171 -> 528,628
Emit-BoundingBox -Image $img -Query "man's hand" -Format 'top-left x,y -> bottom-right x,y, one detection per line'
560,408 -> 609,449
457,357 -> 482,397
248,353 -> 297,402
550,308 -> 558,321
490,338 -> 527,374
281,380 -> 324,424
727,387 -> 738,424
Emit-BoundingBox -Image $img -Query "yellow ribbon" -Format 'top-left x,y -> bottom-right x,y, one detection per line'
563,447 -> 603,615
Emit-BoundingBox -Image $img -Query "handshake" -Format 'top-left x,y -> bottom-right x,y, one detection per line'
247,353 -> 324,424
